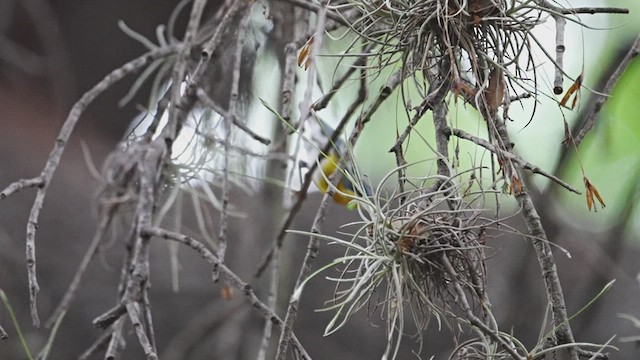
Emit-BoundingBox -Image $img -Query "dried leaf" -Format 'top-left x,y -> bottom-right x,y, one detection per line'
221,284 -> 234,300
560,73 -> 583,110
486,67 -> 505,113
584,177 -> 606,212
451,78 -> 476,101
463,172 -> 476,196
561,118 -> 572,145
469,0 -> 499,17
297,35 -> 315,70
510,175 -> 523,195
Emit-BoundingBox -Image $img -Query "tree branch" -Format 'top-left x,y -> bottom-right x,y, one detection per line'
574,33 -> 640,146
142,227 -> 311,359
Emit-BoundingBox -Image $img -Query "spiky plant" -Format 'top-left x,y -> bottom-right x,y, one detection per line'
290,1 -> 623,358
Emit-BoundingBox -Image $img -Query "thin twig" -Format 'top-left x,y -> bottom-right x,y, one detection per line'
275,4 -> 330,357
448,127 -> 580,194
215,10 -> 252,282
94,305 -> 127,330
44,211 -> 114,328
536,0 -> 628,15
531,1 -> 628,95
0,177 -> 44,199
312,54 -> 367,111
255,63 -> 379,279
257,244 -> 279,360
390,65 -> 450,201
491,115 -> 580,360
105,318 -> 126,360
574,33 -> 640,146
123,145 -> 161,358
276,98 -> 376,358
0,44 -> 178,327
77,329 -> 111,360
142,227 -> 311,359
257,9 -> 298,355
432,98 -> 462,209
518,189 -> 578,359
192,0 -> 252,82
197,88 -> 271,145
94,143 -> 162,355
166,0 -> 209,139
440,252 -> 526,360
274,37 -> 400,360
141,283 -> 156,353
562,7 -> 628,15
276,167 -> 333,360
279,0 -> 349,25
552,15 -> 566,95
125,302 -> 158,360
280,43 -> 298,128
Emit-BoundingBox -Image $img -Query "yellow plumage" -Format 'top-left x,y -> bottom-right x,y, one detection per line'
310,119 -> 371,208
313,150 -> 363,207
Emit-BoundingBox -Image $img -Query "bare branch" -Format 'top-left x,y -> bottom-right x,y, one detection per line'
490,114 -> 579,359
126,302 -> 157,360
1,44 -> 178,327
553,15 -> 566,95
76,329 -> 111,360
279,0 -> 349,25
197,88 -> 271,145
575,33 -> 640,146
215,7 -> 253,280
142,227 -> 311,359
44,212 -> 114,328
105,318 -> 126,360
0,177 -> 44,199
448,127 -> 580,194
440,252 -> 526,360
275,4 -> 331,357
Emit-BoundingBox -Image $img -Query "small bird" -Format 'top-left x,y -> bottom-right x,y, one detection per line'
311,120 -> 372,208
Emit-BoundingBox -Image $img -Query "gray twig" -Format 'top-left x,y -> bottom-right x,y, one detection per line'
216,9 -> 253,281
280,0 -> 348,25
275,4 -> 330,357
143,227 -> 311,359
448,127 -> 580,194
105,318 -> 126,360
575,33 -> 640,146
197,88 -> 271,145
0,45 -> 178,327
44,212 -> 114,328
76,329 -> 111,360
553,15 -> 566,95
492,116 -> 579,360
440,252 -> 526,359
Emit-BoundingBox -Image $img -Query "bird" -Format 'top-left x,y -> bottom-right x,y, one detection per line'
311,120 -> 372,208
